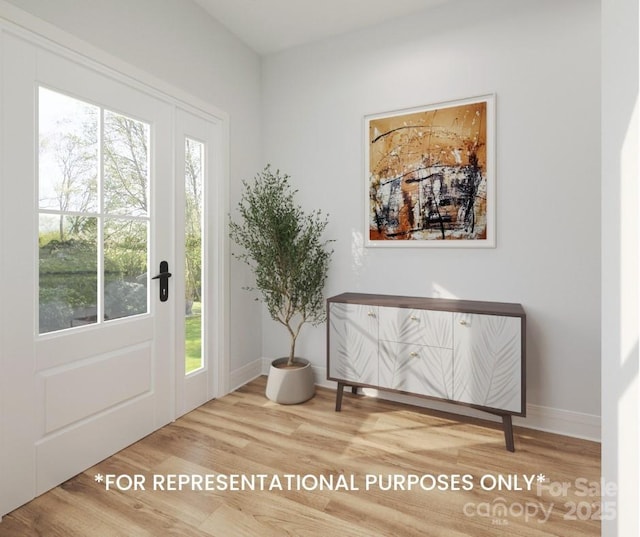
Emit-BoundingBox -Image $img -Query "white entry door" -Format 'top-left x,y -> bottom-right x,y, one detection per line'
0,30 -> 222,516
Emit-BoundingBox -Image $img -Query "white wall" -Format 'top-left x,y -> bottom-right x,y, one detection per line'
3,0 -> 264,377
601,0 -> 639,533
262,0 -> 601,426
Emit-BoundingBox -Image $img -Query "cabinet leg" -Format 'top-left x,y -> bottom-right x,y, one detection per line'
351,385 -> 358,395
502,415 -> 515,452
335,382 -> 345,411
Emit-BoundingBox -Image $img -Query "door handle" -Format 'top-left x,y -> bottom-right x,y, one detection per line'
152,260 -> 172,302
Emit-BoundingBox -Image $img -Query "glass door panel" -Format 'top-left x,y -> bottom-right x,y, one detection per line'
38,88 -> 99,333
184,138 -> 204,374
38,87 -> 151,334
102,110 -> 150,322
38,88 -> 98,212
38,215 -> 98,333
103,218 -> 148,321
103,110 -> 150,216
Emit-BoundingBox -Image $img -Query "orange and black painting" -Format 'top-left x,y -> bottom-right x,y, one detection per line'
367,96 -> 493,246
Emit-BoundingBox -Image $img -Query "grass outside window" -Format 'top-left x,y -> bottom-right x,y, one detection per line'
185,301 -> 202,374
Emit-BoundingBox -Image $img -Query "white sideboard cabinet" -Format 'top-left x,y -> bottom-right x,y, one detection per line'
327,293 -> 526,451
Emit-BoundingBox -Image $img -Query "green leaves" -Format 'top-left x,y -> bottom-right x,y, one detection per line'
229,165 -> 333,365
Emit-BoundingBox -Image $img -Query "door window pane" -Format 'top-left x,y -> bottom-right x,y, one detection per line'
104,219 -> 148,321
103,110 -> 149,216
39,214 -> 97,333
38,88 -> 99,213
184,138 -> 204,373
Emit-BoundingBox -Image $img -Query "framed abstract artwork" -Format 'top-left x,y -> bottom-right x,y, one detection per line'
365,94 -> 495,247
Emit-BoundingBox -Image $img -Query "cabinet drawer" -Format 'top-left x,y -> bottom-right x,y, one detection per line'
379,307 -> 452,349
379,340 -> 453,399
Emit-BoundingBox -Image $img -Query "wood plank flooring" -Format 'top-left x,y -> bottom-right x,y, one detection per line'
0,377 -> 601,536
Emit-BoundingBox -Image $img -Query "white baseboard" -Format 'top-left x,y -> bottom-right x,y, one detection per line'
230,359 -> 601,443
516,404 -> 600,442
228,358 -> 263,393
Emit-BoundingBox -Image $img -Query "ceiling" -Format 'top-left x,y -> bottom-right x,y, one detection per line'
192,0 -> 453,55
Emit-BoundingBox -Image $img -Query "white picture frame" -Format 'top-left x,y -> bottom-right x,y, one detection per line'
365,94 -> 496,248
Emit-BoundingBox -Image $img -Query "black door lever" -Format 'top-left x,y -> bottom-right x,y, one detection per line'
152,260 -> 172,302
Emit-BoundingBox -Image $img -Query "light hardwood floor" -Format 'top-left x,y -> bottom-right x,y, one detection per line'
0,378 -> 601,536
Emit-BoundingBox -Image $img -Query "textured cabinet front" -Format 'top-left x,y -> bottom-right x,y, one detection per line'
378,307 -> 452,348
377,307 -> 453,399
379,340 -> 453,399
328,302 -> 379,386
453,313 -> 522,413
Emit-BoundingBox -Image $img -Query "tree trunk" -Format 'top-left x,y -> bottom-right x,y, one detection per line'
288,332 -> 297,367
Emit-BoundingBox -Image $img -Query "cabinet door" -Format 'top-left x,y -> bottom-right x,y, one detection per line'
453,313 -> 522,413
379,307 -> 452,348
379,341 -> 453,399
328,302 -> 378,385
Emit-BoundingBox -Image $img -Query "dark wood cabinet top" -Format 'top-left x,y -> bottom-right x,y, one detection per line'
327,292 -> 525,318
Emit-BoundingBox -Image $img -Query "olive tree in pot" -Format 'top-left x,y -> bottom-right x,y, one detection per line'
229,165 -> 333,404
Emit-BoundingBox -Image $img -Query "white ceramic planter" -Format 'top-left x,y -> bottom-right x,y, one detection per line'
265,357 -> 315,404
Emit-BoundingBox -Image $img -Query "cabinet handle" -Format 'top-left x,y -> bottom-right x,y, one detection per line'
458,319 -> 468,326
410,315 -> 419,321
410,351 -> 419,357
367,311 -> 376,317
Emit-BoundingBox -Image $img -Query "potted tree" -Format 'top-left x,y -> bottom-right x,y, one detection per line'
229,165 -> 333,404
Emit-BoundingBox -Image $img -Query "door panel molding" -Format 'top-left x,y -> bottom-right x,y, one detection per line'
42,343 -> 152,434
36,316 -> 154,369
35,395 -> 156,495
